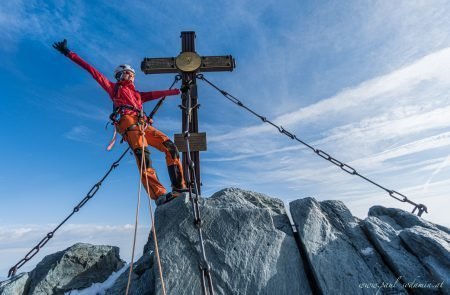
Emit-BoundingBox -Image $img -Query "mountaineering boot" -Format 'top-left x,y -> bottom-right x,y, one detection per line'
167,164 -> 187,191
155,192 -> 176,206
155,188 -> 192,206
172,187 -> 190,197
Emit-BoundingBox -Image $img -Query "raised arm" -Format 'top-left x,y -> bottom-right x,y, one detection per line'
140,89 -> 180,103
53,39 -> 114,97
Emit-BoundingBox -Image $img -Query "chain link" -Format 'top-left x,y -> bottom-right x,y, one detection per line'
181,81 -> 215,295
148,75 -> 182,119
8,147 -> 130,278
197,74 -> 428,217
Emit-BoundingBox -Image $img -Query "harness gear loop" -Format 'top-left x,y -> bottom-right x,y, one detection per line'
197,74 -> 429,217
8,147 -> 131,278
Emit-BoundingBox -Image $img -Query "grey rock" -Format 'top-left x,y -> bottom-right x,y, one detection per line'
0,273 -> 30,295
105,250 -> 154,295
4,189 -> 450,295
289,197 -> 406,295
363,206 -> 449,295
27,243 -> 124,295
400,226 -> 450,294
142,188 -> 311,295
368,206 -> 450,234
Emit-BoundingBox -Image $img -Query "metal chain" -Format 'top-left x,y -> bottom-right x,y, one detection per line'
8,77 -> 180,279
8,147 -> 131,278
181,81 -> 215,295
148,75 -> 182,120
197,74 -> 428,217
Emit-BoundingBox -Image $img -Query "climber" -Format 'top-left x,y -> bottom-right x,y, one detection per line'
53,39 -> 187,206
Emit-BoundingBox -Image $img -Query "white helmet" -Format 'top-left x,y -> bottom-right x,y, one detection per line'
114,64 -> 135,80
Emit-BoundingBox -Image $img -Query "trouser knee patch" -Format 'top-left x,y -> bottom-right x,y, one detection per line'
168,164 -> 184,189
134,147 -> 152,169
163,140 -> 180,159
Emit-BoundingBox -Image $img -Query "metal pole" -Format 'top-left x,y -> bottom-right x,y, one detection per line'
181,31 -> 201,194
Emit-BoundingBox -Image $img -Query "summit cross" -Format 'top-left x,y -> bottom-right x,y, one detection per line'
141,31 -> 236,194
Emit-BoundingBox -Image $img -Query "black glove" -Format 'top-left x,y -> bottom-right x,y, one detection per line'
53,39 -> 70,56
180,84 -> 189,93
180,81 -> 193,93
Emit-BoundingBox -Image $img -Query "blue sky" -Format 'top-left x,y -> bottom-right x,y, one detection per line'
1,0 -> 450,280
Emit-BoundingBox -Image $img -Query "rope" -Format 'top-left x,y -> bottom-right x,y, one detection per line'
125,76 -> 181,293
181,82 -> 215,295
146,190 -> 167,295
140,127 -> 167,295
125,121 -> 167,295
125,127 -> 145,295
196,74 -> 428,217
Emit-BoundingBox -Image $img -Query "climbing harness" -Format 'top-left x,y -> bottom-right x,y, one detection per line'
197,74 -> 428,217
107,105 -> 140,150
181,81 -> 215,295
106,75 -> 182,151
106,105 -> 149,151
7,147 -> 130,278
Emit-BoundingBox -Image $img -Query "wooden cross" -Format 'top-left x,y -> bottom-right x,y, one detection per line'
141,31 -> 235,194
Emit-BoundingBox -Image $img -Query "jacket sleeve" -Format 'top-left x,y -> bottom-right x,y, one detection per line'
67,51 -> 114,97
140,89 -> 180,103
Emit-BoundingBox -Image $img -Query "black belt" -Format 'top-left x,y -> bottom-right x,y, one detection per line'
109,105 -> 143,124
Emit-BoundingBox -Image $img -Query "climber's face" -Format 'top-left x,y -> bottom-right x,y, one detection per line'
122,70 -> 135,82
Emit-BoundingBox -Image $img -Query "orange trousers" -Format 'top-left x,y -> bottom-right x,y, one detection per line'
117,115 -> 186,200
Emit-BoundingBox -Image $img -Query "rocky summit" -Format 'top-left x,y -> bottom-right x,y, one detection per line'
0,243 -> 124,295
1,188 -> 448,295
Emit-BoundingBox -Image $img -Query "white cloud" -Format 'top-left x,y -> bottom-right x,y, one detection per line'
210,46 -> 450,143
360,132 -> 450,165
199,47 -> 450,227
0,223 -> 152,281
0,0 -> 85,51
64,125 -> 96,144
423,154 -> 450,192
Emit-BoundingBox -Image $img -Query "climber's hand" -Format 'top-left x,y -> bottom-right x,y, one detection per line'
180,84 -> 190,93
53,39 -> 70,56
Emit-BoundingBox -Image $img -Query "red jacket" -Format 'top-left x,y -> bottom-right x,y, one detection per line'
67,52 -> 180,114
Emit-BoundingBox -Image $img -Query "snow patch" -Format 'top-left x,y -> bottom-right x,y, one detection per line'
65,264 -> 128,295
361,247 -> 374,256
